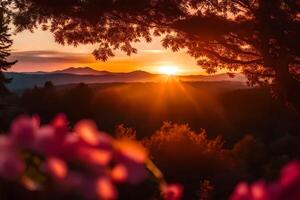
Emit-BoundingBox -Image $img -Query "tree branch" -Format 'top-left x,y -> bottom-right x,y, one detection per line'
203,49 -> 263,65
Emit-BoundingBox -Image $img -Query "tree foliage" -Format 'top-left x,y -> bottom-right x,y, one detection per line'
0,1 -> 16,95
9,0 -> 300,111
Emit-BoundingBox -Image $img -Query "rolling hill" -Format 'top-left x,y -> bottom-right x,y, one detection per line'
5,67 -> 247,91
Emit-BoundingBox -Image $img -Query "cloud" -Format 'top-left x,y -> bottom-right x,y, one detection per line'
140,49 -> 163,53
9,49 -> 203,74
11,50 -> 95,64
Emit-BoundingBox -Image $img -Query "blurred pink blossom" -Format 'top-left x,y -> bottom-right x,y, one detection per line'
114,140 -> 148,184
111,164 -> 128,183
230,182 -> 269,200
230,161 -> 300,200
34,125 -> 58,155
0,136 -> 24,179
75,119 -> 113,151
10,115 -> 39,149
77,146 -> 112,167
51,113 -> 68,131
0,114 -> 152,199
162,183 -> 184,200
96,177 -> 118,200
42,157 -> 68,180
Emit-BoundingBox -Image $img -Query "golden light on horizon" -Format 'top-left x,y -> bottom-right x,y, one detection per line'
158,65 -> 181,76
11,29 -> 210,74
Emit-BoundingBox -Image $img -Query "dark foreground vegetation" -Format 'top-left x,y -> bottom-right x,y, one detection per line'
1,81 -> 299,199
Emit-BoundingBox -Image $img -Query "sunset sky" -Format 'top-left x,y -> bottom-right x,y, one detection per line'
9,28 -> 208,75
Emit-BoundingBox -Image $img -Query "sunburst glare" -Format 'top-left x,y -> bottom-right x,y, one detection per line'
158,65 -> 180,76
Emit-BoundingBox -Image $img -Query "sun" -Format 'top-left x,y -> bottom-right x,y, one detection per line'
158,65 -> 180,76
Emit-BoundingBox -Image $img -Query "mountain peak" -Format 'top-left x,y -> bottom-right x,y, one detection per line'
52,67 -> 111,75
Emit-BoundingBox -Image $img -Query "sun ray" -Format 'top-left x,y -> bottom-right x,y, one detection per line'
158,65 -> 180,76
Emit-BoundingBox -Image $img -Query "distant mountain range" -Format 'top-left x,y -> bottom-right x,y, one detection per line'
5,67 -> 247,91
22,67 -> 112,75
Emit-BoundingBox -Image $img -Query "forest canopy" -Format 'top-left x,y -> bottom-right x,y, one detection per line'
2,0 -> 300,112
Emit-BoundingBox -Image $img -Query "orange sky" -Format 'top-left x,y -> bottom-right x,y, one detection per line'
9,28 -> 207,75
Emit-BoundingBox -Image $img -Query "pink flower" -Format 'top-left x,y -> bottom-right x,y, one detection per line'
162,184 -> 183,200
34,125 -> 60,156
75,120 -> 112,150
10,115 -> 39,149
111,164 -> 128,183
51,114 -> 69,139
62,172 -> 84,189
0,152 -> 25,180
230,182 -> 251,200
75,120 -> 102,145
0,114 -> 154,199
21,176 -> 40,191
250,182 -> 269,200
0,135 -> 13,150
230,161 -> 300,200
63,173 -> 97,199
42,157 -> 68,180
280,161 -> 300,187
230,181 -> 269,200
96,177 -> 118,200
59,133 -> 81,160
118,158 -> 147,184
52,113 -> 68,130
114,140 -> 147,163
276,161 -> 300,200
0,136 -> 24,180
64,174 -> 118,200
114,140 -> 148,184
77,146 -> 112,167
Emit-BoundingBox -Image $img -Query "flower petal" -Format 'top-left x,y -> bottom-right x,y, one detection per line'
96,177 -> 118,200
42,157 -> 68,180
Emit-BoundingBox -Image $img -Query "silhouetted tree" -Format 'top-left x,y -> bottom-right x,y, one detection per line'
59,83 -> 93,121
0,3 -> 16,95
11,0 -> 300,111
166,0 -> 300,113
44,81 -> 54,90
